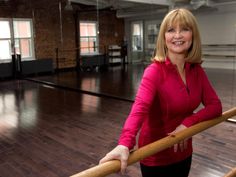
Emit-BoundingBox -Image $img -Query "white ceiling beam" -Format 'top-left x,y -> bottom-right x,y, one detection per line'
119,0 -> 170,6
116,8 -> 167,18
70,0 -> 96,6
206,0 -> 236,7
70,0 -> 110,9
70,0 -> 108,6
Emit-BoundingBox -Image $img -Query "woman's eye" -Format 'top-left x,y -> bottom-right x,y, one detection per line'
167,28 -> 175,32
182,27 -> 190,31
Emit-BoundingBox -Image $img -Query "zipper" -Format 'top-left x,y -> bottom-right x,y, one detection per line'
174,65 -> 190,95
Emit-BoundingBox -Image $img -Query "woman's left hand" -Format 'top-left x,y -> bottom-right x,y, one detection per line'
168,124 -> 188,152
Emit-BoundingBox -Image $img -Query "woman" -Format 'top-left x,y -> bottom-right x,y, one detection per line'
100,8 -> 222,177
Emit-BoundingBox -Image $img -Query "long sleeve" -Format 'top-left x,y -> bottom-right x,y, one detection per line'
118,63 -> 160,149
182,66 -> 222,127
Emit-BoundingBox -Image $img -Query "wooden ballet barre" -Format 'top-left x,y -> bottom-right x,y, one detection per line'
71,107 -> 236,177
224,167 -> 236,177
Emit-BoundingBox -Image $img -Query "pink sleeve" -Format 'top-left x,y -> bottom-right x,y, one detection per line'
118,64 -> 160,149
182,66 -> 222,127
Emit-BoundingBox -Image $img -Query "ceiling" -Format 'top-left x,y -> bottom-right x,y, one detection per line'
70,0 -> 236,18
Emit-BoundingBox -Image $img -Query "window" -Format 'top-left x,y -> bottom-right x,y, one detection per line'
132,21 -> 143,51
0,20 -> 11,60
0,18 -> 34,61
145,22 -> 160,59
147,24 -> 159,48
80,22 -> 98,54
13,20 -> 34,58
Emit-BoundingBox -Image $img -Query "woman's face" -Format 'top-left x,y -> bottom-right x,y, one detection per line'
165,23 -> 193,57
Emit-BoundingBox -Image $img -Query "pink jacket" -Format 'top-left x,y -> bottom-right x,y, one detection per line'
118,58 -> 222,166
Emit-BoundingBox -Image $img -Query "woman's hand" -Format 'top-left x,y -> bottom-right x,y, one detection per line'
168,124 -> 188,152
99,145 -> 130,174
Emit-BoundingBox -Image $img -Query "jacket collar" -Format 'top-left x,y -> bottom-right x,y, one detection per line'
165,57 -> 192,70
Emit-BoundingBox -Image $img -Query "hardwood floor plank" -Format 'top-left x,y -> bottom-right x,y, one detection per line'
0,163 -> 24,177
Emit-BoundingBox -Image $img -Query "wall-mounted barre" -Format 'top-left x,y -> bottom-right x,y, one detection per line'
224,167 -> 236,177
71,107 -> 236,177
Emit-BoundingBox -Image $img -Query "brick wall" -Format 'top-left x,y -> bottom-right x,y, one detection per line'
0,0 -> 124,69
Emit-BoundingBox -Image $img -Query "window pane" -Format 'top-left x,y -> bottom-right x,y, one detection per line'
14,39 -> 20,54
132,36 -> 141,51
133,24 -> 141,35
132,22 -> 143,51
80,38 -> 89,53
13,21 -> 31,38
80,23 -> 96,37
0,40 -> 11,59
20,39 -> 31,57
87,24 -> 96,36
80,24 -> 88,37
88,38 -> 97,52
0,21 -> 11,39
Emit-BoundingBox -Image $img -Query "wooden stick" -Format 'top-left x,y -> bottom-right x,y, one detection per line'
71,107 -> 236,177
224,167 -> 236,177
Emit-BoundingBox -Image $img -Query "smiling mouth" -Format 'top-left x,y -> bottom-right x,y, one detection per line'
173,41 -> 184,45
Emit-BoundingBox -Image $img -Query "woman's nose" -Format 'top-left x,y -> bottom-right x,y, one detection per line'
174,31 -> 183,38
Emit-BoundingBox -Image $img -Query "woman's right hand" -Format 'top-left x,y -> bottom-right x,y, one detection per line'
99,145 -> 130,174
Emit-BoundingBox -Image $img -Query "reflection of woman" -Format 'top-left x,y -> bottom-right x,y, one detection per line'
100,8 -> 222,177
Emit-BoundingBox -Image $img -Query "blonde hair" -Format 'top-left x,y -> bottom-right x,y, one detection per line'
153,8 -> 202,63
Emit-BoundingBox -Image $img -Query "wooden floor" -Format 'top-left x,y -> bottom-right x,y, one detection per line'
0,64 -> 235,177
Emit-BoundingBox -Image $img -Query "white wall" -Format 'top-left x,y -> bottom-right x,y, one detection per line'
196,11 -> 236,45
195,6 -> 236,70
